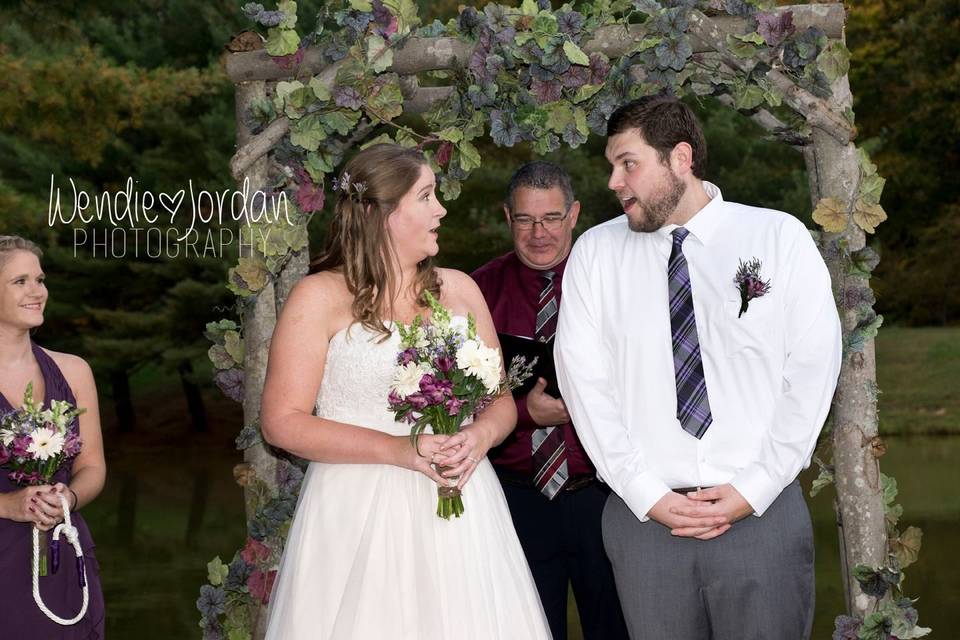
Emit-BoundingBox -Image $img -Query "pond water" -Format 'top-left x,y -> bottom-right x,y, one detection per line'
80,435 -> 956,638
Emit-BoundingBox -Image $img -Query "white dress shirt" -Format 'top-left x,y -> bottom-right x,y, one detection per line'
555,182 -> 841,520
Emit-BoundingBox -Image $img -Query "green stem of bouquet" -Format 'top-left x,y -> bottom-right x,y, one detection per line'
414,408 -> 468,520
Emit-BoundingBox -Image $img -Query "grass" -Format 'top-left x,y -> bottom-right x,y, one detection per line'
877,327 -> 960,435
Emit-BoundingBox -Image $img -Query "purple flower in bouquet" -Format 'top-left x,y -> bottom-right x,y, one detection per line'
434,355 -> 455,373
444,397 -> 465,416
398,347 -> 419,365
10,434 -> 31,459
733,257 -> 772,317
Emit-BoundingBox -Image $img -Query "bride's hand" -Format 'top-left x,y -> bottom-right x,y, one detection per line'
435,421 -> 496,490
392,434 -> 453,486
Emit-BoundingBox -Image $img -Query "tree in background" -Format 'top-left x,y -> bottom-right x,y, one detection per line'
847,0 -> 960,324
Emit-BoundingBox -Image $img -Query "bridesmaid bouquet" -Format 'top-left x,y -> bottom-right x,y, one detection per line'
388,292 -> 535,519
0,383 -> 84,575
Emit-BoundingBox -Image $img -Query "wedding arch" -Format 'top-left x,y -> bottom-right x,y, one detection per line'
196,1 -> 926,638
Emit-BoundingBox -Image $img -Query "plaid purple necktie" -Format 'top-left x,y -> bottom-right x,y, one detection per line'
668,228 -> 713,439
531,270 -> 568,498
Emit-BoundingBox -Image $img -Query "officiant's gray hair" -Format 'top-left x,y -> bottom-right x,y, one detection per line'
504,161 -> 575,212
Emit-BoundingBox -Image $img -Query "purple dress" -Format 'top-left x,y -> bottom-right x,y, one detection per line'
0,342 -> 105,638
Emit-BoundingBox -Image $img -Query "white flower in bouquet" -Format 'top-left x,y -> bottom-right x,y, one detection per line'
413,326 -> 431,349
456,339 -> 502,393
26,427 -> 65,461
391,362 -> 434,398
448,315 -> 469,338
0,428 -> 14,447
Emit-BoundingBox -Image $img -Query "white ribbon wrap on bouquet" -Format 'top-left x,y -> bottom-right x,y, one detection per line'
31,493 -> 89,625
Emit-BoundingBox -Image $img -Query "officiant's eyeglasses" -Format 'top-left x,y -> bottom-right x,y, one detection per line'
509,209 -> 571,231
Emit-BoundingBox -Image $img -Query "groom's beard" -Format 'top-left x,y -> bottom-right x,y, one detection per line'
628,170 -> 687,233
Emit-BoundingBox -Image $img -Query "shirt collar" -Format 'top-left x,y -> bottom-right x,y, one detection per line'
660,181 -> 725,247
511,251 -> 569,281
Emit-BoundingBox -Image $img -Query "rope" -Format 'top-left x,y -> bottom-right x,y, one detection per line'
31,492 -> 89,625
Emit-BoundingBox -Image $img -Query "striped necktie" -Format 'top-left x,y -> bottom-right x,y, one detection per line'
531,270 -> 568,498
668,228 -> 713,438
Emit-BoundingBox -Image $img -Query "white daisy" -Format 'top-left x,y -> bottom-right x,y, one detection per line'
26,427 -> 65,461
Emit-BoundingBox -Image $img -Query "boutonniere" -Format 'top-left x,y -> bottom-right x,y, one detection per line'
734,258 -> 771,317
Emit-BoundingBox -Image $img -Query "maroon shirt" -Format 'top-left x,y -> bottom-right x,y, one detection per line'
471,251 -> 594,477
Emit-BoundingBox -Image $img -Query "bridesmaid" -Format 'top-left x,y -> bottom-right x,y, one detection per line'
0,235 -> 106,638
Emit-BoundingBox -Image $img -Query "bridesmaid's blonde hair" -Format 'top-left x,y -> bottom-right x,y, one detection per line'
0,235 -> 43,270
309,144 -> 441,339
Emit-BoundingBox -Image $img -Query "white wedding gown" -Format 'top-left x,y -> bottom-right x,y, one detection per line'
265,323 -> 552,639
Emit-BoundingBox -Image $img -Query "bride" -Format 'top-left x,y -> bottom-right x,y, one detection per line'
260,144 -> 551,639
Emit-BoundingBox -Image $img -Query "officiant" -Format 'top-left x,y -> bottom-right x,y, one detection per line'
471,162 -> 627,640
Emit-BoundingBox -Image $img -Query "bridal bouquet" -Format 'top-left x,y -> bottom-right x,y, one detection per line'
388,292 -> 535,519
0,383 -> 84,575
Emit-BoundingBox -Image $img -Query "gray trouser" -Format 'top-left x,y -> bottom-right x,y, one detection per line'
602,480 -> 814,640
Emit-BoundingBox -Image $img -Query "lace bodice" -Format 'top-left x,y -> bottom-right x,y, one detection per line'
315,323 -> 407,435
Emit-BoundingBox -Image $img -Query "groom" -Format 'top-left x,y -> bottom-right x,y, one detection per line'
555,96 -> 842,639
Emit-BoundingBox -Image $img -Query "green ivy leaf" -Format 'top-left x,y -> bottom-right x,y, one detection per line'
893,526 -> 923,569
382,0 -> 420,35
572,83 -> 603,104
349,0 -> 373,11
859,174 -> 885,206
208,344 -> 234,370
563,40 -> 591,66
439,176 -> 461,200
366,34 -> 394,73
733,82 -> 765,110
457,140 -> 482,171
817,40 -> 850,84
544,101 -> 575,133
726,33 -> 759,59
304,151 -> 335,180
231,257 -> 269,295
574,106 -> 588,137
858,147 -> 879,176
309,76 -> 332,102
367,74 -> 404,121
438,127 -> 464,143
324,109 -> 362,136
206,556 -> 229,586
520,0 -> 540,16
223,331 -> 245,364
463,110 -> 486,139
734,31 -> 765,45
809,466 -> 834,497
631,36 -> 662,53
277,1 -> 298,29
227,629 -> 252,640
289,113 -> 327,151
265,28 -> 300,57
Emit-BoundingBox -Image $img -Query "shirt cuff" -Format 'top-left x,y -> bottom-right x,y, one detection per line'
730,463 -> 780,517
618,471 -> 672,523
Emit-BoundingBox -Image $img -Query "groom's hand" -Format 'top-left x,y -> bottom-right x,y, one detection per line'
648,491 -> 731,539
526,378 -> 570,426
667,484 -> 754,540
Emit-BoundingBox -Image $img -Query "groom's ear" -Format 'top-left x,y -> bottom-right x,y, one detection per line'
670,142 -> 694,176
503,203 -> 512,226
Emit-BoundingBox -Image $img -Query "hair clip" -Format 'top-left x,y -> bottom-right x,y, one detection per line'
332,172 -> 368,203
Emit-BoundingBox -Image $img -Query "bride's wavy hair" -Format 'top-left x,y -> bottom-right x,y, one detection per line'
309,143 -> 440,338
